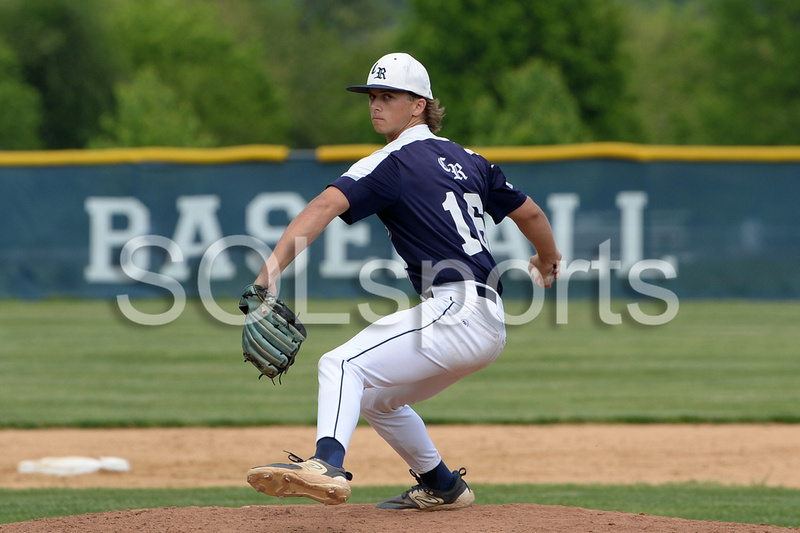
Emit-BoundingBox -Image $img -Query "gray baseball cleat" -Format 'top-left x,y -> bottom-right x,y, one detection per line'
247,452 -> 352,505
376,467 -> 475,511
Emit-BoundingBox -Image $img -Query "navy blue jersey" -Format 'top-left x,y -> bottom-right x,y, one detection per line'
330,125 -> 527,295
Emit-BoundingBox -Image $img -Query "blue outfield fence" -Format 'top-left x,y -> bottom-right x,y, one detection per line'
1,143 -> 799,304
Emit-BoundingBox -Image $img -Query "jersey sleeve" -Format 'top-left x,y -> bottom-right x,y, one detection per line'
330,154 -> 402,224
484,162 -> 528,224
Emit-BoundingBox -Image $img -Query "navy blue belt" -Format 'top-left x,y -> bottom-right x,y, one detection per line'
476,285 -> 497,303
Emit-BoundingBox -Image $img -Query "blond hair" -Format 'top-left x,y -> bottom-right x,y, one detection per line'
405,93 -> 445,133
423,98 -> 445,133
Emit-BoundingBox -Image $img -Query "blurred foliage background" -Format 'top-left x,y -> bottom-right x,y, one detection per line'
0,0 -> 798,150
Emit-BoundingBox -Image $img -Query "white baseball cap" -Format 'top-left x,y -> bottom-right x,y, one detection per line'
347,52 -> 433,99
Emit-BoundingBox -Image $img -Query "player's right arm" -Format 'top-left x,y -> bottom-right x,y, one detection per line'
254,186 -> 350,292
507,197 -> 562,288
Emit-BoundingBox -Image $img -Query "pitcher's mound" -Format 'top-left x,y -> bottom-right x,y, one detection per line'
0,504 -> 794,533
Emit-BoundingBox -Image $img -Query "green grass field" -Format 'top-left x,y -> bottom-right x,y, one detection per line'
1,298 -> 798,427
1,298 -> 799,525
2,483 -> 799,526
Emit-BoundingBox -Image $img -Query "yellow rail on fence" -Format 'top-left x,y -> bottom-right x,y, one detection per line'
316,142 -> 800,163
0,145 -> 291,166
4,142 -> 800,166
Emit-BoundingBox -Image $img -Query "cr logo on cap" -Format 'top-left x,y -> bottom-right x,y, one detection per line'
372,65 -> 387,80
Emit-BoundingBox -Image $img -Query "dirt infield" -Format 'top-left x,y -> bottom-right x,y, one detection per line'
2,424 -> 799,532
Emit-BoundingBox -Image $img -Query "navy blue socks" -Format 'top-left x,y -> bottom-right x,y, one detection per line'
419,460 -> 455,491
315,438 -> 454,491
314,437 -> 346,468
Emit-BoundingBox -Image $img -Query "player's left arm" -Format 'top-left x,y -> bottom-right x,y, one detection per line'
507,197 -> 562,288
255,186 -> 350,292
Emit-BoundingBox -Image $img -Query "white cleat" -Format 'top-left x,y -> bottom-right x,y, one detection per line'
247,453 -> 352,505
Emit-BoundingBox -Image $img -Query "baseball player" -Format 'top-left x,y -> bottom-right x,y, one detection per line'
246,52 -> 561,510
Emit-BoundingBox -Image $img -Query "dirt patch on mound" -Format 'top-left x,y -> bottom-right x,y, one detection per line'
1,504 -> 796,533
2,424 -> 799,532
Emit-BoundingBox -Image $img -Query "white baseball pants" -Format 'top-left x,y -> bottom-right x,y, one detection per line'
316,281 -> 506,474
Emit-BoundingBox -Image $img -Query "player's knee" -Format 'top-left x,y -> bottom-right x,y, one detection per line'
317,349 -> 346,375
360,391 -> 404,420
359,403 -> 382,423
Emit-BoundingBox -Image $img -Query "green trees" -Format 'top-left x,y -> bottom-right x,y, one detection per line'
0,0 -> 287,150
89,67 -> 217,148
105,0 -> 288,147
399,0 -> 636,144
0,38 -> 42,149
621,1 -> 715,144
469,59 -> 589,145
0,0 -> 798,149
0,0 -> 118,149
623,0 -> 800,145
219,0 -> 399,147
702,0 -> 800,144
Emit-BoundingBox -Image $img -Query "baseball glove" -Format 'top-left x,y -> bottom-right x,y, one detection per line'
238,284 -> 307,382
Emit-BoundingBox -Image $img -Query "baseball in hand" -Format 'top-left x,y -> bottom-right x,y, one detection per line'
530,265 -> 556,288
